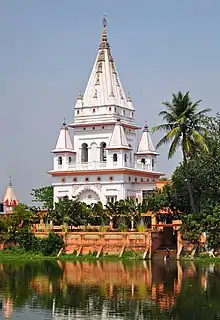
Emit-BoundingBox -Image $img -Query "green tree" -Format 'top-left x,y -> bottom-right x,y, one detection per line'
121,198 -> 146,230
31,185 -> 54,225
31,185 -> 53,209
53,197 -> 73,231
152,91 -> 210,213
105,201 -> 122,228
88,202 -> 107,226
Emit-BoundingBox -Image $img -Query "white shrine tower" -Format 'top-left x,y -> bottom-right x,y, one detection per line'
49,18 -> 164,204
3,177 -> 19,212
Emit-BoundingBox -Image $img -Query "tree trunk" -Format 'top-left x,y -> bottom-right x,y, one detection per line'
131,217 -> 134,230
182,147 -> 196,213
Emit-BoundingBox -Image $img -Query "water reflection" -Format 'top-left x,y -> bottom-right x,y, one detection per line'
0,259 -> 220,319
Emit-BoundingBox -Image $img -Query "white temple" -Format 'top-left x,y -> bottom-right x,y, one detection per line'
49,18 -> 164,205
3,177 -> 19,212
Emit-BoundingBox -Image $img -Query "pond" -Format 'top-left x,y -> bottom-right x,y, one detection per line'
0,259 -> 219,319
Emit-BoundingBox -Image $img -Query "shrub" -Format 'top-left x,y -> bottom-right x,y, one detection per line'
40,232 -> 64,256
15,229 -> 40,252
137,222 -> 147,232
99,225 -> 108,232
117,224 -> 129,232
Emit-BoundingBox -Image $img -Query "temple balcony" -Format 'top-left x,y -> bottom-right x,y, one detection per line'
56,161 -> 154,171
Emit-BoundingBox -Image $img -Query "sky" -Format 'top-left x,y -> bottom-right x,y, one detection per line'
0,0 -> 220,204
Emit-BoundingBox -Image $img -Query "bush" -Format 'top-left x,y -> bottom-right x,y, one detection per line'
40,232 -> 64,256
117,224 -> 129,232
15,229 -> 40,252
137,222 -> 147,232
99,225 -> 108,232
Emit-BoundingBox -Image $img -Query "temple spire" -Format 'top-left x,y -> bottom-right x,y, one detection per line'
100,15 -> 108,49
75,17 -> 135,119
3,177 -> 19,212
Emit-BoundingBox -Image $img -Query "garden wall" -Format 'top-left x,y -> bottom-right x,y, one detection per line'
36,231 -> 152,256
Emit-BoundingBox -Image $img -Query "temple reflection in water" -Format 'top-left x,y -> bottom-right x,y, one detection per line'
0,260 -> 219,319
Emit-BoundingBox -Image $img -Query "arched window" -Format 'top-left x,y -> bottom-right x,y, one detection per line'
109,107 -> 112,112
113,153 -> 117,162
68,156 -> 72,164
124,154 -> 127,163
141,158 -> 146,164
100,142 -> 106,162
58,156 -> 62,165
81,143 -> 88,163
152,159 -> 155,170
77,110 -> 79,114
123,110 -> 125,116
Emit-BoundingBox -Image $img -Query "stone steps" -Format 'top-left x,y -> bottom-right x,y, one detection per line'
153,249 -> 177,259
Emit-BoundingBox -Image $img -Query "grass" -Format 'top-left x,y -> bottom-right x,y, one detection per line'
181,254 -> 220,263
60,250 -> 145,261
0,247 -> 147,262
0,248 -> 55,262
1,247 -> 220,263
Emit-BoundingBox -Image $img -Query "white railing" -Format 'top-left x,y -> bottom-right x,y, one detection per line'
68,162 -> 107,171
65,162 -> 154,171
135,163 -> 152,171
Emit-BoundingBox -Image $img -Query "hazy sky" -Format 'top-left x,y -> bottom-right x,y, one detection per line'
0,0 -> 219,204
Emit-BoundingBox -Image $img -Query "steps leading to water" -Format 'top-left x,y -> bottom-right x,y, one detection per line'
153,248 -> 177,259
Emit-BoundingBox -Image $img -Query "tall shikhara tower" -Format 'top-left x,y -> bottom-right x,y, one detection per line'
49,18 -> 164,204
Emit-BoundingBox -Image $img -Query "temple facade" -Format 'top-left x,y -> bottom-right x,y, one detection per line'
49,19 -> 164,205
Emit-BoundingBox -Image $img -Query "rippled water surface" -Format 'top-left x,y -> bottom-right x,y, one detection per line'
0,259 -> 219,319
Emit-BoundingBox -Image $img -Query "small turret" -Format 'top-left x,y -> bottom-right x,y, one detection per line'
52,120 -> 76,171
136,123 -> 159,171
106,119 -> 131,168
52,120 -> 75,153
136,123 -> 158,155
106,118 -> 130,150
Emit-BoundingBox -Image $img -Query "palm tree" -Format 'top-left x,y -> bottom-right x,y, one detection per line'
152,91 -> 210,213
105,201 -> 122,229
122,198 -> 143,230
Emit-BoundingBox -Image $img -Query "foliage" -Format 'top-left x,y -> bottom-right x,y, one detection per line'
137,221 -> 147,232
31,185 -> 53,209
14,228 -> 40,252
99,225 -> 108,232
117,223 -> 129,232
40,232 -> 64,256
0,204 -> 64,256
149,114 -> 220,247
152,91 -> 210,213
